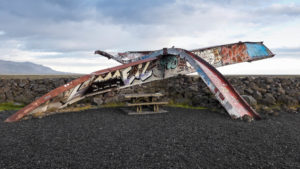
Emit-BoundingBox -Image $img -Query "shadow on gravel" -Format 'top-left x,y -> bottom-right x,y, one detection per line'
0,107 -> 300,169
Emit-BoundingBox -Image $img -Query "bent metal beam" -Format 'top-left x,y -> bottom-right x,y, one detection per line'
5,42 -> 274,122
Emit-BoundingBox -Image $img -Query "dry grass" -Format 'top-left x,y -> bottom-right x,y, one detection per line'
0,102 -> 25,111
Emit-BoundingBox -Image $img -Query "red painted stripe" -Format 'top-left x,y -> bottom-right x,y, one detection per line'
184,50 -> 260,119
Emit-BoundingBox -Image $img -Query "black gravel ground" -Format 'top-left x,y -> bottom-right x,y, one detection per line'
0,107 -> 300,169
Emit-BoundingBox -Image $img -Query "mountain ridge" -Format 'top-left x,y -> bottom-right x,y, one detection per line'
0,59 -> 69,75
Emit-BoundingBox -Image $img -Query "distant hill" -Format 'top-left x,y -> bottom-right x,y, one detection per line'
0,59 -> 69,75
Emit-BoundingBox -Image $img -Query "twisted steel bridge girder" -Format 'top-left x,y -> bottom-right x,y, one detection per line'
5,42 -> 274,122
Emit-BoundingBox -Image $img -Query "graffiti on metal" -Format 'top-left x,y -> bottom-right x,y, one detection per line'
97,42 -> 274,68
160,55 -> 178,69
191,43 -> 259,67
220,43 -> 250,65
5,42 -> 274,122
192,49 -> 222,67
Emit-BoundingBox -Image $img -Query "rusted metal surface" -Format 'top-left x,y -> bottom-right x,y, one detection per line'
5,58 -> 157,122
182,49 -> 260,119
5,75 -> 91,122
5,42 -> 273,122
96,42 -> 274,67
191,42 -> 274,67
163,48 -> 260,119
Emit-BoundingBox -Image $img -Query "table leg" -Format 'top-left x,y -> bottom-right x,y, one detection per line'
136,105 -> 142,113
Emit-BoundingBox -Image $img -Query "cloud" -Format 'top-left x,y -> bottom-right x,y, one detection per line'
272,47 -> 300,59
0,40 -> 61,62
34,53 -> 121,74
0,0 -> 300,74
263,3 -> 300,16
0,41 -> 120,74
0,30 -> 5,36
1,0 -> 299,51
0,0 -> 92,22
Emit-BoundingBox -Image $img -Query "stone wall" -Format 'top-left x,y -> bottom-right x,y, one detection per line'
0,78 -> 73,104
1,75 -> 300,114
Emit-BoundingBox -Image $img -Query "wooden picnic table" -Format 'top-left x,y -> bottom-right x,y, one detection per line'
123,93 -> 168,114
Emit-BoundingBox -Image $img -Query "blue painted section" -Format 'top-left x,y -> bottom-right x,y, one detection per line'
141,55 -> 150,60
140,50 -> 163,60
196,67 -> 211,86
246,43 -> 270,59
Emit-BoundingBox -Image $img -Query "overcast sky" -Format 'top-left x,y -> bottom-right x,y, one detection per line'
0,0 -> 300,74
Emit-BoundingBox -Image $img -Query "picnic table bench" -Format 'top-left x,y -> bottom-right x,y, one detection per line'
123,93 -> 168,115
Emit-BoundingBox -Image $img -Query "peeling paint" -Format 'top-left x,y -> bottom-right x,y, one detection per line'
6,42 -> 274,122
